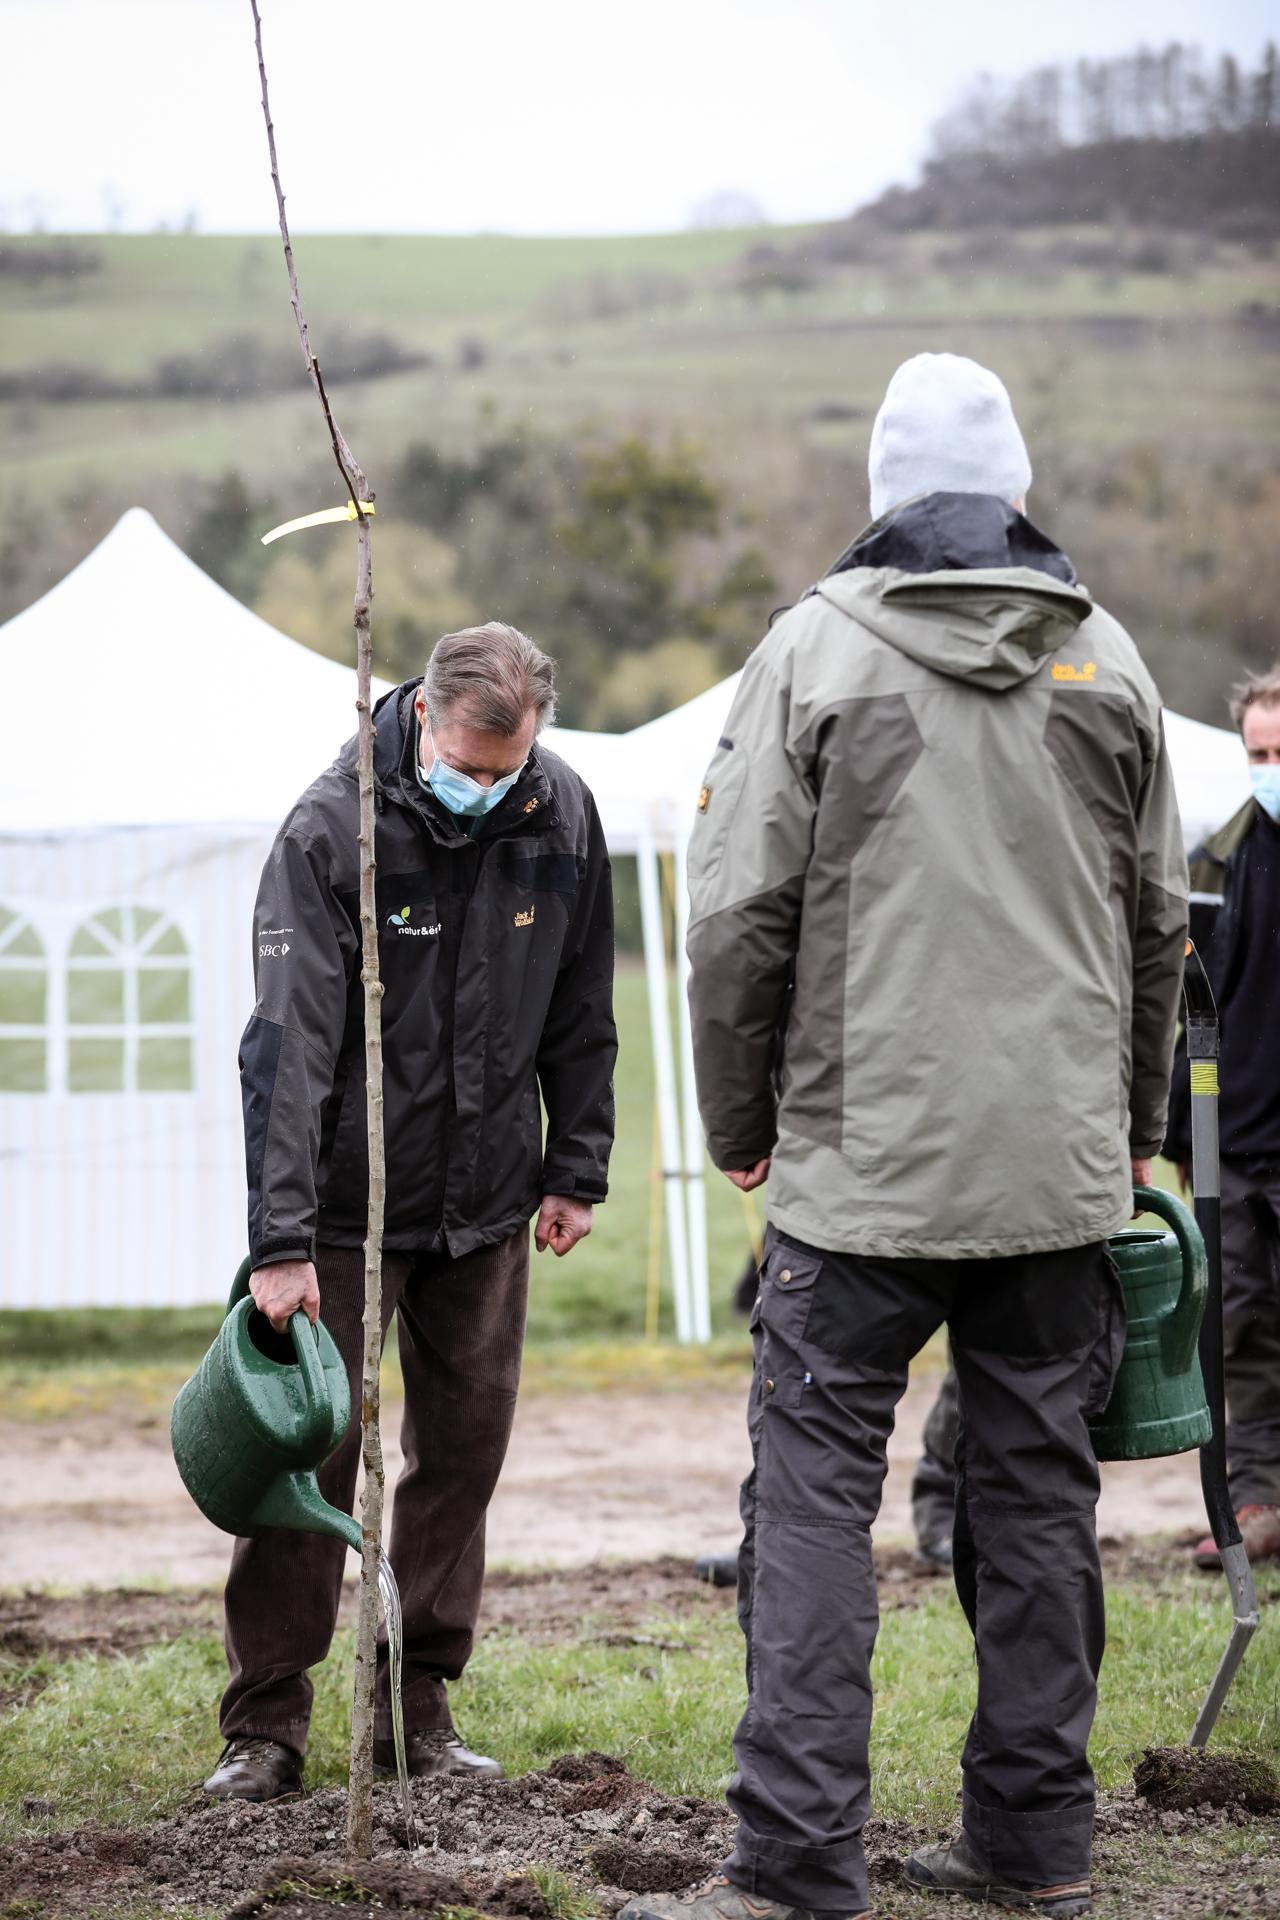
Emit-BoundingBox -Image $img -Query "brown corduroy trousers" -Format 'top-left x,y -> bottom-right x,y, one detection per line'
219,1231 -> 530,1755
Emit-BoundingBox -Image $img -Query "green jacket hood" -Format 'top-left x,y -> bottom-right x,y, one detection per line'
817,566 -> 1094,691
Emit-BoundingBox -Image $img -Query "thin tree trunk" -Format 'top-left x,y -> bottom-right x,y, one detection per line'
249,0 -> 385,1859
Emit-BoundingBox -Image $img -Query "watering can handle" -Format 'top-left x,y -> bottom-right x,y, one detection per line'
227,1257 -> 331,1431
1132,1184 -> 1207,1377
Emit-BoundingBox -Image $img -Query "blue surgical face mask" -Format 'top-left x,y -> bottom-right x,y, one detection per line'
419,728 -> 525,818
1250,764 -> 1280,825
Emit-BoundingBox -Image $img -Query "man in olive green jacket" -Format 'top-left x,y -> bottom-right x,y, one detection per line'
635,354 -> 1188,1920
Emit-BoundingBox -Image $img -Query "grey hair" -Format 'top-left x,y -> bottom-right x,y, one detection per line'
1228,661 -> 1280,732
423,622 -> 557,735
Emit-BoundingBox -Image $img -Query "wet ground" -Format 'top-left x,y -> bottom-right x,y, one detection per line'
2,1748 -> 1278,1920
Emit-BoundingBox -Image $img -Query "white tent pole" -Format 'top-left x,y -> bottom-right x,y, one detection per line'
673,831 -> 711,1343
637,831 -> 693,1343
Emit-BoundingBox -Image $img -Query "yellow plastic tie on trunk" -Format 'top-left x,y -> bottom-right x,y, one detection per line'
1190,1061 -> 1219,1096
260,499 -> 376,545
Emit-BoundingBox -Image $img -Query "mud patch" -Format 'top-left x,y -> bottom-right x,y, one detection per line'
1134,1745 -> 1280,1814
226,1856 -> 553,1919
0,1753 -> 735,1919
3,1766 -> 1280,1920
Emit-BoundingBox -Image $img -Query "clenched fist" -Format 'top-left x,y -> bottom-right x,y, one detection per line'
250,1258 -> 320,1333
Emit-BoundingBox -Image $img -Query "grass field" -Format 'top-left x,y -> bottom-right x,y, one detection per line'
3,227 -> 1278,603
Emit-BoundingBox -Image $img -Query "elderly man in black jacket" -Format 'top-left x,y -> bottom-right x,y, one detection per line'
205,621 -> 616,1803
1166,661 -> 1280,1570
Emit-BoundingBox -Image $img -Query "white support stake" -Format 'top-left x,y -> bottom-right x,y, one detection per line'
637,833 -> 693,1343
673,832 -> 711,1343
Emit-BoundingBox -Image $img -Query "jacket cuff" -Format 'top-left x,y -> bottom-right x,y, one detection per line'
707,1136 -> 776,1174
251,1239 -> 315,1268
1130,1137 -> 1166,1161
540,1168 -> 608,1203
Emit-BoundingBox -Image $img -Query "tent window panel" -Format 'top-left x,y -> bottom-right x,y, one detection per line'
0,907 -> 48,1094
137,1036 -> 193,1092
137,967 -> 191,1025
68,1038 -> 125,1093
0,968 -> 45,1024
68,968 -> 126,1025
65,905 -> 195,1096
6,925 -> 43,958
69,925 -> 112,958
0,1037 -> 45,1093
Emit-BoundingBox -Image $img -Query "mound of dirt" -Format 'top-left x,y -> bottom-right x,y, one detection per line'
226,1856 -> 554,1920
0,1752 -> 735,1919
1134,1745 -> 1280,1814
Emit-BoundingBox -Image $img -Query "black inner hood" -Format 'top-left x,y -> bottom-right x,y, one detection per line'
825,491 -> 1078,586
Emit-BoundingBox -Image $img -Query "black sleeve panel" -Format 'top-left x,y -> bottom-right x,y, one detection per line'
239,828 -> 358,1265
1129,725 -> 1191,1157
536,793 -> 618,1202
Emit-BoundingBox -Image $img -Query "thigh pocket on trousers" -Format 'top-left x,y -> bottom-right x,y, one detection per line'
1085,1247 -> 1129,1419
756,1238 -> 821,1410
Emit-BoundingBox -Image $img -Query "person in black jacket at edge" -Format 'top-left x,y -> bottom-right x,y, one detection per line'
203,622 -> 617,1803
1166,661 -> 1280,1570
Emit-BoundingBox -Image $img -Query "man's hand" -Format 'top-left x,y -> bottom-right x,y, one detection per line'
724,1156 -> 771,1193
250,1259 -> 320,1333
1129,1158 -> 1155,1216
535,1195 -> 594,1257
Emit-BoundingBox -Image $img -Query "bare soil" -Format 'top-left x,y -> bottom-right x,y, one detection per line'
0,1537 -> 1233,1716
2,1751 -> 1278,1920
0,1374 -> 1211,1589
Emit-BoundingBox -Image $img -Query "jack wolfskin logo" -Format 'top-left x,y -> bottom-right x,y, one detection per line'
523,796 -> 540,814
698,784 -> 711,812
1052,660 -> 1098,683
514,905 -> 535,928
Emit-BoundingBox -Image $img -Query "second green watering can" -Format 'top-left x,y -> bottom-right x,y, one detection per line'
1089,1185 -> 1212,1462
171,1258 -> 361,1552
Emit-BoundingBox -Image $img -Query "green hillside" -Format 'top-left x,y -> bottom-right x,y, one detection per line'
2,224 -> 1278,724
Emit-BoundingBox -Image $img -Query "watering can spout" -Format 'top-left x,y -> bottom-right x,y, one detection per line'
252,1469 -> 363,1553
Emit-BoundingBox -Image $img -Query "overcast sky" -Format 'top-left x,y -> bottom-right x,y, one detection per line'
3,0 -> 1274,235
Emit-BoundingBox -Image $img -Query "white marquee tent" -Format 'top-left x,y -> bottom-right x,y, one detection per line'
0,510 -> 1253,1324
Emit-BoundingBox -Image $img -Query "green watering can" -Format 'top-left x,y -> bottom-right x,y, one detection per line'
170,1257 -> 361,1552
1089,1185 -> 1212,1462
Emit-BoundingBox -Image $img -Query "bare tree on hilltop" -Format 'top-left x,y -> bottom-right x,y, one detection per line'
929,41 -> 1278,162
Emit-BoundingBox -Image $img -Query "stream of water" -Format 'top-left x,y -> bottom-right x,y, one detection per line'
378,1551 -> 419,1850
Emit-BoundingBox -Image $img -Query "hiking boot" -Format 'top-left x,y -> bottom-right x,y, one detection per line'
618,1870 -> 868,1920
203,1736 -> 303,1802
1193,1504 -> 1280,1570
904,1834 -> 1090,1914
693,1552 -> 740,1588
372,1727 -> 504,1779
912,1533 -> 953,1573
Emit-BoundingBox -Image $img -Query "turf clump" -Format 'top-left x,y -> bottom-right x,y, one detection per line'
1133,1744 -> 1280,1813
228,1857 -> 552,1918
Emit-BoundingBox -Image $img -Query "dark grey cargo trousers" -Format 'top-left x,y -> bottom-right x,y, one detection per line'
1220,1157 -> 1280,1509
725,1227 -> 1123,1916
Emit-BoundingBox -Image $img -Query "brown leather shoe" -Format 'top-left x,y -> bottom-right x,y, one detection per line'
372,1727 -> 504,1779
1193,1504 -> 1280,1570
203,1736 -> 303,1802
